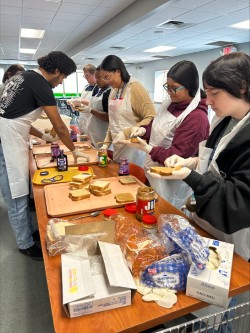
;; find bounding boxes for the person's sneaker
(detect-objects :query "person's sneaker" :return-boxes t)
[19,244,43,261]
[32,230,40,242]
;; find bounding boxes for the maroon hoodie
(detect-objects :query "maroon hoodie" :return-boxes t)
[142,98,210,165]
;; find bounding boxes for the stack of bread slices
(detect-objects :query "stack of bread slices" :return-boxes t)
[89,180,111,196]
[69,174,93,201]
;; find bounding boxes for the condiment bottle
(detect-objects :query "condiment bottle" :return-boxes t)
[51,142,60,159]
[142,215,157,233]
[70,129,78,142]
[98,149,108,167]
[136,186,155,221]
[56,149,68,171]
[119,156,129,176]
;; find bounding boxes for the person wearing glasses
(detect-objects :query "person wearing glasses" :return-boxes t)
[99,55,156,166]
[123,60,209,208]
[67,64,99,135]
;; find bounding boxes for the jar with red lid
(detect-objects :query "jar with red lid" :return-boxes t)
[142,215,157,233]
[103,208,118,220]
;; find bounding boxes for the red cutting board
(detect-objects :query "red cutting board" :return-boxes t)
[44,176,144,217]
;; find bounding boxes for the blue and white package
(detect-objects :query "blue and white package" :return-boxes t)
[158,214,210,272]
[140,253,190,290]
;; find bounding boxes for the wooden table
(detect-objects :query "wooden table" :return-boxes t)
[29,151,250,333]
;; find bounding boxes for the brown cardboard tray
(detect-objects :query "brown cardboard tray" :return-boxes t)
[35,149,98,168]
[32,142,92,155]
[44,176,144,217]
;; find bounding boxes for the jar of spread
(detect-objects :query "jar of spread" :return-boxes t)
[70,129,78,142]
[98,149,108,167]
[51,142,60,159]
[119,156,129,176]
[142,215,157,233]
[136,186,155,221]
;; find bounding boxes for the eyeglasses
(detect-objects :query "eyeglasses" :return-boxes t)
[163,84,185,94]
[41,175,63,184]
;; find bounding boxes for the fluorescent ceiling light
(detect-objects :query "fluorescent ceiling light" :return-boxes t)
[20,48,37,54]
[21,28,45,39]
[230,20,250,30]
[143,45,176,52]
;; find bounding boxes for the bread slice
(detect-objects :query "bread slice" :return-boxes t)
[69,181,85,190]
[150,165,182,176]
[89,180,110,191]
[130,137,139,143]
[119,176,137,185]
[72,173,93,184]
[115,193,135,203]
[90,187,112,197]
[69,188,91,201]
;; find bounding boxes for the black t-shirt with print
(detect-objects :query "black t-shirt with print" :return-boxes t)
[0,70,56,119]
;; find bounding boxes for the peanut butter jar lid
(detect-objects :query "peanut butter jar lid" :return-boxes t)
[103,208,118,217]
[78,165,89,171]
[142,215,157,225]
[125,203,137,214]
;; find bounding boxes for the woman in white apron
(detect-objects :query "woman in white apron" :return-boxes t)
[0,53,88,259]
[124,60,210,209]
[99,55,156,166]
[77,67,111,147]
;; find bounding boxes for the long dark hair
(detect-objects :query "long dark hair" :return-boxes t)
[203,52,250,102]
[100,55,130,82]
[2,64,25,83]
[167,60,206,98]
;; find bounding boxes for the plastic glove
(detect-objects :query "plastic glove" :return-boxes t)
[42,133,59,142]
[100,144,110,150]
[122,137,152,153]
[164,154,198,169]
[147,167,191,180]
[71,149,90,163]
[130,126,146,138]
[79,105,91,113]
[113,131,126,144]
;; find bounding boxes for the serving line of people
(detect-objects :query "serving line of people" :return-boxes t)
[122,60,210,209]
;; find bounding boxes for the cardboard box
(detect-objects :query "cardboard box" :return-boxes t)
[62,241,137,318]
[186,238,234,307]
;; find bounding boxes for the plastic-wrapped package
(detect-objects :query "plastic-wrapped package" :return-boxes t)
[114,214,173,278]
[45,218,107,256]
[158,214,210,272]
[140,253,190,290]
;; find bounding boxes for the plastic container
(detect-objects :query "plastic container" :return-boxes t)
[118,156,129,176]
[51,142,60,158]
[136,186,155,221]
[98,149,108,167]
[142,215,157,233]
[56,150,68,171]
[103,208,118,220]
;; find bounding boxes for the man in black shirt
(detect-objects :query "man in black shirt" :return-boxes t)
[0,51,89,260]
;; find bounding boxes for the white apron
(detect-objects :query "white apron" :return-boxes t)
[0,108,43,199]
[108,78,146,166]
[79,88,95,135]
[145,90,201,209]
[192,112,250,261]
[85,90,109,148]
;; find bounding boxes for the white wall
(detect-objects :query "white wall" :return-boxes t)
[127,42,250,98]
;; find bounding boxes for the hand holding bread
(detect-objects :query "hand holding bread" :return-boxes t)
[130,126,146,138]
[71,149,90,163]
[122,136,153,153]
[164,154,199,169]
[148,166,191,180]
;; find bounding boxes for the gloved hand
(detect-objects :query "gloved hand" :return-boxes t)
[164,154,199,169]
[42,133,59,142]
[130,126,146,138]
[147,167,191,180]
[113,131,126,144]
[122,136,153,153]
[71,149,90,163]
[100,144,110,150]
[79,106,92,113]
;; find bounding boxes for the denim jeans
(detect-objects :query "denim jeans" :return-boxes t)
[0,144,35,249]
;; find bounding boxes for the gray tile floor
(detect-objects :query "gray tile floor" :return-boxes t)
[0,190,249,333]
